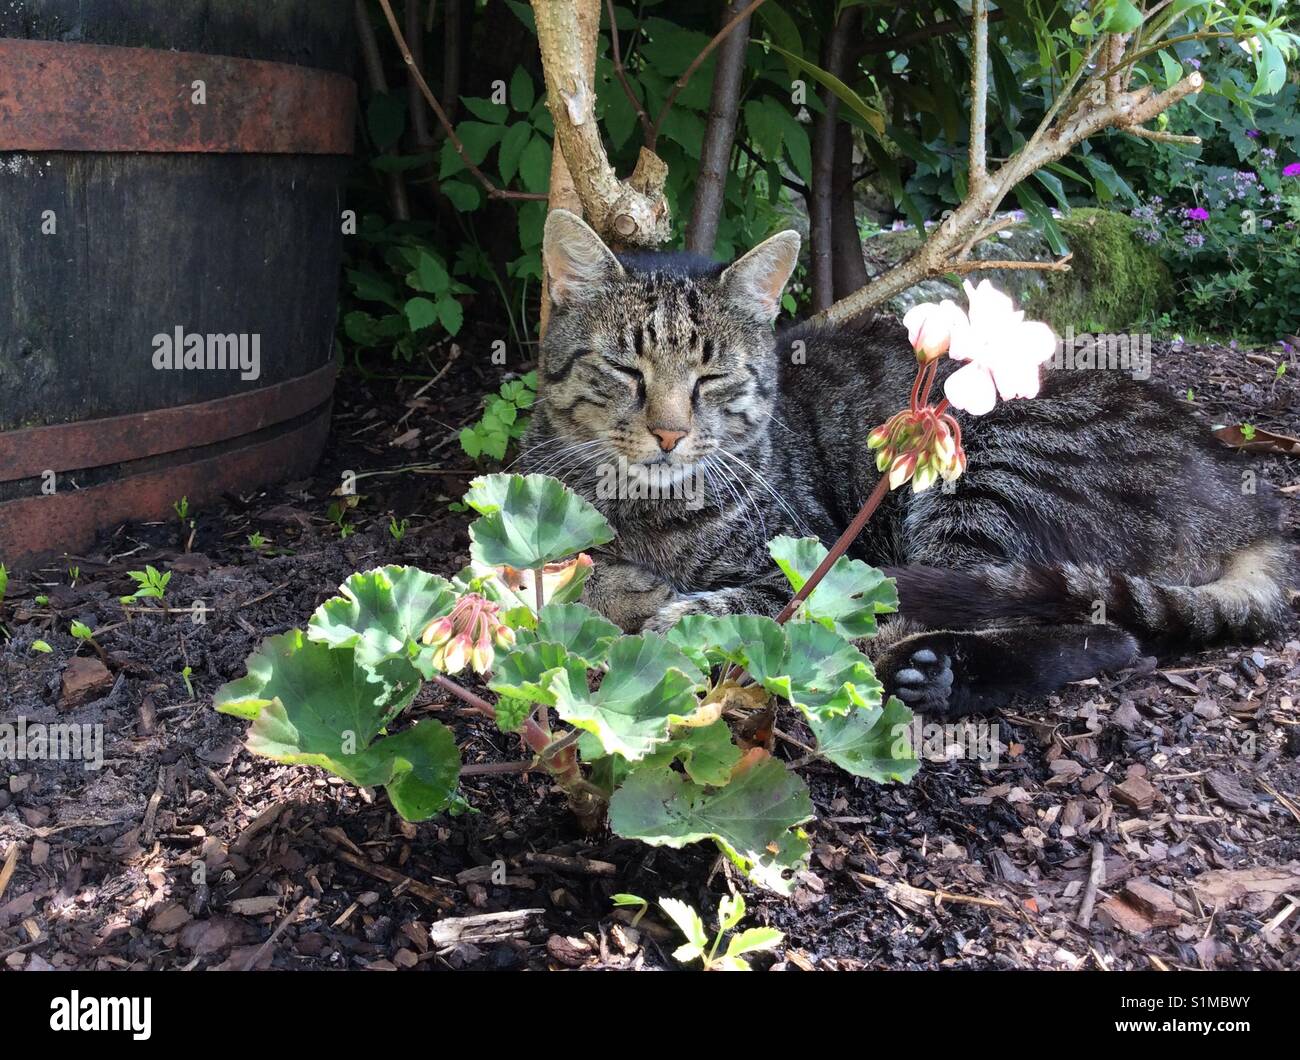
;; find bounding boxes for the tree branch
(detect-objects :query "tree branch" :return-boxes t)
[686,0,756,254]
[814,69,1204,325]
[355,0,410,220]
[376,0,547,202]
[533,0,670,245]
[604,0,654,143]
[646,0,768,152]
[968,0,989,190]
[947,253,1073,274]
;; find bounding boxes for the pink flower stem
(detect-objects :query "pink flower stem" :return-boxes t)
[429,672,593,810]
[772,473,891,625]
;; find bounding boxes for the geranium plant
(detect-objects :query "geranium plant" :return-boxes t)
[216,280,1049,894]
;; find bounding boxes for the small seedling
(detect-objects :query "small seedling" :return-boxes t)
[181,665,194,698]
[247,532,269,552]
[0,563,8,607]
[34,595,49,606]
[68,565,79,587]
[173,496,190,522]
[121,565,171,605]
[388,517,410,542]
[31,639,52,654]
[610,893,649,927]
[70,619,110,663]
[658,894,783,971]
[1241,422,1258,441]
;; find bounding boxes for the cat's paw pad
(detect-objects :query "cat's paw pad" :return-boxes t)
[889,645,955,716]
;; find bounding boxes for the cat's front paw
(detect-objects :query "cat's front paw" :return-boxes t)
[642,596,710,634]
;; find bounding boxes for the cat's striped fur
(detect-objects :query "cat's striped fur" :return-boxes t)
[522,210,1293,717]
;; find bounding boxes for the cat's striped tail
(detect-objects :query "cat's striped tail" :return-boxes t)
[888,539,1294,644]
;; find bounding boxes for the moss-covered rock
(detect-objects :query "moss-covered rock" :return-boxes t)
[860,207,1171,332]
[1024,208,1172,332]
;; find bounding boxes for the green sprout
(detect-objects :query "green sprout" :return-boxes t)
[658,894,783,971]
[181,665,194,698]
[121,565,171,605]
[247,532,269,552]
[67,565,79,587]
[173,496,190,522]
[70,620,93,641]
[31,639,53,654]
[0,563,8,606]
[388,517,410,542]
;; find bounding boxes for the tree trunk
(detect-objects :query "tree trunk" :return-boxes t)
[686,0,752,255]
[808,6,858,311]
[830,122,866,300]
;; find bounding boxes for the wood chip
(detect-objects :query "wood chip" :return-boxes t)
[1113,776,1157,813]
[429,909,545,952]
[1122,878,1181,927]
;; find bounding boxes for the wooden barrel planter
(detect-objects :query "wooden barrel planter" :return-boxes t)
[0,0,356,564]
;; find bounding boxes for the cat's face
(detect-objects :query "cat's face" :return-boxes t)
[536,210,800,483]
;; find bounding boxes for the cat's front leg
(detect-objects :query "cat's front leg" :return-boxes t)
[641,578,791,634]
[581,558,683,632]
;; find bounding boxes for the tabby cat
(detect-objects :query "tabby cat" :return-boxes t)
[520,209,1293,718]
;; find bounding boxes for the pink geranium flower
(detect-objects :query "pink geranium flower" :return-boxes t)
[1185,207,1210,222]
[941,280,1057,415]
[1284,162,1300,178]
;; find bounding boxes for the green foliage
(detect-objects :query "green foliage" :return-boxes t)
[0,563,7,606]
[214,474,917,894]
[657,893,783,970]
[69,620,93,641]
[465,472,615,569]
[460,373,536,462]
[121,566,170,604]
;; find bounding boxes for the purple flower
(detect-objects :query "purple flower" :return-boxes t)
[1245,129,1261,139]
[1285,162,1300,178]
[1185,207,1210,222]
[1188,58,1201,70]
[1184,231,1205,248]
[1262,148,1278,164]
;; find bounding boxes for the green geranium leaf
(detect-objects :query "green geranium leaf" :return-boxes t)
[308,566,457,669]
[465,473,614,569]
[548,633,701,760]
[487,641,587,706]
[751,621,883,722]
[641,718,742,787]
[214,631,458,821]
[768,536,898,638]
[665,613,786,675]
[807,695,919,783]
[494,695,533,734]
[609,754,813,895]
[517,602,619,667]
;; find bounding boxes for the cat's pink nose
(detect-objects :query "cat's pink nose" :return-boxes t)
[651,428,688,452]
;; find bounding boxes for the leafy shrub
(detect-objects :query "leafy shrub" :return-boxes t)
[215,473,917,894]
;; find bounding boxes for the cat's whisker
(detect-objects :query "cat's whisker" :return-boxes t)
[718,449,809,537]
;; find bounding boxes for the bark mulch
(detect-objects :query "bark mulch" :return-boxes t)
[1,331,1297,971]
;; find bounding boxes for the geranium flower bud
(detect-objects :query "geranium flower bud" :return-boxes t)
[420,593,513,675]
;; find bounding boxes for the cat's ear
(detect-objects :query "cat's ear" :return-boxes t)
[543,209,624,306]
[720,230,801,323]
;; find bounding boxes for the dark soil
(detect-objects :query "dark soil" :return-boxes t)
[2,329,1298,972]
